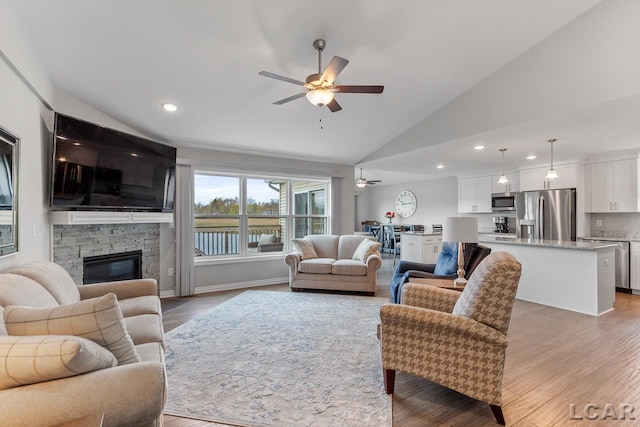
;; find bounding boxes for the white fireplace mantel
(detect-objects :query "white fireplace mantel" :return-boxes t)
[50,211,174,225]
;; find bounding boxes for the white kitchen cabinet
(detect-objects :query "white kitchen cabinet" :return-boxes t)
[519,163,578,191]
[492,173,519,193]
[458,176,492,213]
[588,158,638,212]
[400,234,442,263]
[630,242,640,292]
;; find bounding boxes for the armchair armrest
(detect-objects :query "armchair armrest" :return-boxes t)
[78,278,158,301]
[248,242,259,248]
[379,303,507,347]
[0,361,165,427]
[401,283,461,313]
[365,252,382,271]
[395,260,436,275]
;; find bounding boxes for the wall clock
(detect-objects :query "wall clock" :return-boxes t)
[395,190,417,218]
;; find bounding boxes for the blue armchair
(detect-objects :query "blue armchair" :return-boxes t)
[390,243,491,303]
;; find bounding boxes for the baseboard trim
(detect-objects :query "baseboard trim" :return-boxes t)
[195,277,288,294]
[159,277,288,299]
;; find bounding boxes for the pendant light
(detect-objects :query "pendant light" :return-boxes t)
[545,138,558,180]
[497,148,509,184]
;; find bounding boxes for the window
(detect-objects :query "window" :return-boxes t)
[194,173,329,257]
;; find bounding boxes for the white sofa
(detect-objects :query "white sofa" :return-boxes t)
[0,261,165,427]
[284,234,382,295]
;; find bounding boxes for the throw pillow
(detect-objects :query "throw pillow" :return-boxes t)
[352,239,382,263]
[258,234,276,246]
[291,238,318,260]
[0,335,117,390]
[3,293,140,365]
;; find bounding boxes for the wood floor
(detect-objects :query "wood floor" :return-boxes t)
[162,256,640,426]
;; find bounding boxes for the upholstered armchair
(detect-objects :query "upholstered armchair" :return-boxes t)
[390,243,491,303]
[379,251,522,425]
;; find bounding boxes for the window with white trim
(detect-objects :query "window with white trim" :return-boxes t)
[194,172,329,257]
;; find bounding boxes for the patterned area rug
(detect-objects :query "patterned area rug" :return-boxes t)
[164,290,392,427]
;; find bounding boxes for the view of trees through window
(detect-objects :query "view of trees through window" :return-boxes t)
[194,173,328,257]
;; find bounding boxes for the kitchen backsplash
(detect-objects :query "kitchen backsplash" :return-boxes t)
[590,213,640,239]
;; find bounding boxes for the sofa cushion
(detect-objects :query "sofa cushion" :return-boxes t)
[118,295,162,318]
[0,335,117,390]
[258,234,276,245]
[331,259,367,276]
[304,235,339,259]
[298,258,335,274]
[338,235,372,259]
[351,239,382,263]
[124,314,165,346]
[0,274,59,308]
[3,293,140,365]
[291,238,319,260]
[10,261,80,305]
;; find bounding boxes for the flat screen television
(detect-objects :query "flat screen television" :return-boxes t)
[51,113,176,211]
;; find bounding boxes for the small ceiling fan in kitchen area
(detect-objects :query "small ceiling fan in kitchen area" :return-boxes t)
[355,168,382,188]
[259,39,384,112]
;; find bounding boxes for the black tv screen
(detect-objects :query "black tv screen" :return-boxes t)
[51,113,176,211]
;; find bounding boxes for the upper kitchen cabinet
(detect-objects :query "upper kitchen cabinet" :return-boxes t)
[519,163,578,191]
[458,175,492,213]
[492,172,519,193]
[587,157,639,212]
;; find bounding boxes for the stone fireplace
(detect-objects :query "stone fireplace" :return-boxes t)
[53,223,160,285]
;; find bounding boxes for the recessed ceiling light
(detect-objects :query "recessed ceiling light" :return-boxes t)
[436,164,445,169]
[162,103,177,112]
[474,145,485,150]
[527,155,537,160]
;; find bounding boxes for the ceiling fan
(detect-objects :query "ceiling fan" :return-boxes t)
[356,168,382,188]
[259,39,384,112]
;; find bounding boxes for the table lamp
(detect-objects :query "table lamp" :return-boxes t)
[443,216,479,286]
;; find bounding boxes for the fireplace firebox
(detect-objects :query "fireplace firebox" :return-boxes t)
[83,250,142,284]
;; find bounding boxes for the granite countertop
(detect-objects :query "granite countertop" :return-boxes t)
[479,234,621,250]
[401,232,443,236]
[582,235,640,242]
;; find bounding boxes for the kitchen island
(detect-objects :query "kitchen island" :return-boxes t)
[479,235,619,316]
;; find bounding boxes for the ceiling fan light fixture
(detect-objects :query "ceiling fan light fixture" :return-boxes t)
[306,89,334,106]
[356,178,367,188]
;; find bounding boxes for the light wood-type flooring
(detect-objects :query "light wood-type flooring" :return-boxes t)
[162,255,640,426]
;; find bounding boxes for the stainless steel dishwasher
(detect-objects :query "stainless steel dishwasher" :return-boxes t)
[579,238,630,291]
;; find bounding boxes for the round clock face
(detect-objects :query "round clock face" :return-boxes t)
[395,190,417,218]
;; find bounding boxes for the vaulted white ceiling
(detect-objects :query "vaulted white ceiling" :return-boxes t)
[10,0,639,185]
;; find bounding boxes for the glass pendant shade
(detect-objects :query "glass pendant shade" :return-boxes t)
[355,178,367,188]
[497,148,509,184]
[546,138,558,180]
[306,89,334,106]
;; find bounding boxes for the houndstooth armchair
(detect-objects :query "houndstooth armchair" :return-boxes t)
[379,251,521,425]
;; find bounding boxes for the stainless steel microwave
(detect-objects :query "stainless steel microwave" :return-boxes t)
[491,192,518,212]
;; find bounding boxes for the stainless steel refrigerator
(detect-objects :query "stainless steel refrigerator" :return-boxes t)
[516,188,576,241]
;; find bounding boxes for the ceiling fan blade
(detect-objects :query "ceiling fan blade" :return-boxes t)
[320,56,349,85]
[366,180,382,183]
[335,85,384,94]
[326,98,342,113]
[273,93,307,105]
[259,71,306,86]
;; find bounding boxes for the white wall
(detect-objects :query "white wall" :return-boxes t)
[0,52,50,269]
[365,176,458,232]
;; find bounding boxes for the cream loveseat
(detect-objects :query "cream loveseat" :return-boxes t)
[284,234,382,295]
[0,261,166,427]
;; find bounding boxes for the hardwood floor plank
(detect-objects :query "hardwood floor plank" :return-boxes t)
[161,255,640,426]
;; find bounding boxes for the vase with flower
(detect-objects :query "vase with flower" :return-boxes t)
[385,211,395,224]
